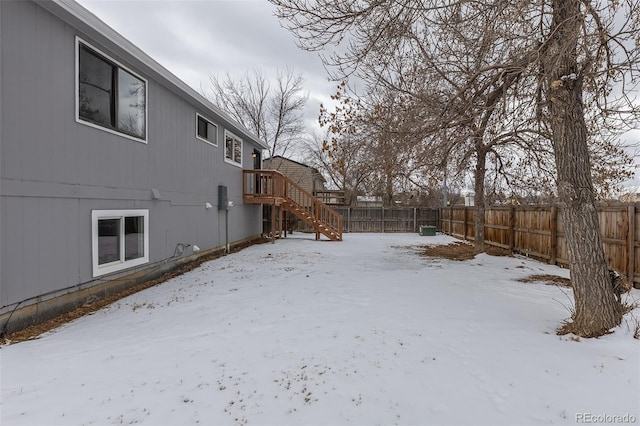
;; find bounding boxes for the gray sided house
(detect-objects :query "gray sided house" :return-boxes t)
[0,0,268,333]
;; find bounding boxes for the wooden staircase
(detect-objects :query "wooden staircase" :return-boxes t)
[243,170,343,241]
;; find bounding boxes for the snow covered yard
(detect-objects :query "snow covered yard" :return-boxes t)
[1,233,638,426]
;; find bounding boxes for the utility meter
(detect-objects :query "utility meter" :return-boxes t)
[218,185,228,211]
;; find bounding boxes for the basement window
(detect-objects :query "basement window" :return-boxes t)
[76,37,147,142]
[92,210,149,277]
[196,113,218,146]
[224,130,243,167]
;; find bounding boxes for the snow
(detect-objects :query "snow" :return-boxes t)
[1,233,639,425]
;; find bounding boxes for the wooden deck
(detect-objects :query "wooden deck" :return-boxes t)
[243,170,343,241]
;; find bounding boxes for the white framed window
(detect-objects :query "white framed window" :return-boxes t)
[76,37,148,143]
[224,130,243,167]
[92,209,149,277]
[196,113,218,146]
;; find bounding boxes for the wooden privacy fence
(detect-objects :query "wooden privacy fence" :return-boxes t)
[441,204,640,287]
[296,207,440,233]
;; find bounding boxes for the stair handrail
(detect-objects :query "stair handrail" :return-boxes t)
[279,173,342,240]
[243,169,343,240]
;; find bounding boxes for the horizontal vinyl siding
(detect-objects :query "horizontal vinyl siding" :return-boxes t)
[0,1,262,309]
[264,158,314,194]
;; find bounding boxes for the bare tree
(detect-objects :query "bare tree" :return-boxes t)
[312,82,376,201]
[204,67,309,158]
[270,0,640,337]
[537,0,637,336]
[303,129,373,205]
[315,82,438,206]
[273,0,544,250]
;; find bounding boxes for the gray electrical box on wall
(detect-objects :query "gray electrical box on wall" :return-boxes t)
[218,185,228,211]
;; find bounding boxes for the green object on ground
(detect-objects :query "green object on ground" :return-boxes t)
[419,225,436,236]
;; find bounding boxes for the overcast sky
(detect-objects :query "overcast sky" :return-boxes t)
[76,0,639,186]
[76,0,336,138]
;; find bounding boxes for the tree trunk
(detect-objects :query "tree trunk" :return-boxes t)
[473,141,487,253]
[542,0,623,337]
[385,173,394,207]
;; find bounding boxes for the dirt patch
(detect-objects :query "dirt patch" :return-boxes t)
[420,241,477,261]
[2,238,266,345]
[3,271,185,345]
[486,246,513,257]
[517,274,571,287]
[419,242,570,285]
[419,241,514,261]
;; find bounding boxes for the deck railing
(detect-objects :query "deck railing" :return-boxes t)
[243,170,343,241]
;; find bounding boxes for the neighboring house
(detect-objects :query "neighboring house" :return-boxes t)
[262,156,326,196]
[0,0,269,333]
[315,190,348,206]
[620,186,640,203]
[355,196,383,208]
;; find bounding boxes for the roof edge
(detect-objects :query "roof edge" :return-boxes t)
[42,0,269,150]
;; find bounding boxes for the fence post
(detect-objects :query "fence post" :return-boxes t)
[509,206,515,251]
[550,206,558,265]
[627,204,636,285]
[413,207,417,233]
[382,206,385,233]
[463,207,468,240]
[446,207,449,234]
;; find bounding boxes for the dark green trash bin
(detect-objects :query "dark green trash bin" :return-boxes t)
[419,225,436,236]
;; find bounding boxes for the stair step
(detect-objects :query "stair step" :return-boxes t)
[282,193,342,242]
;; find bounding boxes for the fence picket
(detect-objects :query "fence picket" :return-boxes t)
[441,204,640,288]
